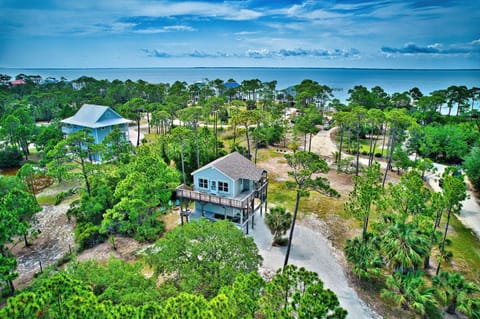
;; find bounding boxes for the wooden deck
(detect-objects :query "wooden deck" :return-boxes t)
[176,184,254,209]
[177,179,268,234]
[176,179,268,209]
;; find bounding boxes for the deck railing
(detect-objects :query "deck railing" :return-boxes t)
[175,185,251,209]
[176,180,267,210]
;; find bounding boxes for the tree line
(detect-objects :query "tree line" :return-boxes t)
[1,73,479,318]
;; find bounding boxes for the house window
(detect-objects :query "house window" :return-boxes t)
[218,181,229,193]
[199,178,208,189]
[211,181,216,190]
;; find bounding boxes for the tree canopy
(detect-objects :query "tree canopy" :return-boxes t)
[147,219,262,299]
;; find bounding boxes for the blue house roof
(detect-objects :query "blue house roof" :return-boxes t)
[61,104,131,128]
[224,82,240,89]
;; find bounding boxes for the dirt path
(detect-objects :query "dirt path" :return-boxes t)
[11,204,75,289]
[129,125,144,145]
[310,126,339,158]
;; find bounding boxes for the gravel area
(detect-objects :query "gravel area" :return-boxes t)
[11,204,75,288]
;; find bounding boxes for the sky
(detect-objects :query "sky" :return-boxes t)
[0,0,479,69]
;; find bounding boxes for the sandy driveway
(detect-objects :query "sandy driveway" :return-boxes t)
[426,163,480,240]
[250,213,380,319]
[309,126,339,158]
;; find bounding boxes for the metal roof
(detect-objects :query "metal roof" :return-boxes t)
[61,104,131,128]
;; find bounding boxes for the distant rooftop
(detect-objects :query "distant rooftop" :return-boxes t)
[10,79,25,85]
[224,82,240,89]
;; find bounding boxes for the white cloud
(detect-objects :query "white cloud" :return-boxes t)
[234,31,258,36]
[245,48,272,58]
[135,25,197,34]
[136,1,262,21]
[164,25,196,32]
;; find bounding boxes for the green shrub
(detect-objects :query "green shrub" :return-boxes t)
[273,237,289,246]
[75,222,107,251]
[0,147,22,168]
[54,188,75,205]
[134,220,164,242]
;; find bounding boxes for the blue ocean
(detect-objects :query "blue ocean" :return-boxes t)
[1,67,479,104]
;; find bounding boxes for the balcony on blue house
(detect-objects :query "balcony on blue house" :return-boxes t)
[176,152,268,233]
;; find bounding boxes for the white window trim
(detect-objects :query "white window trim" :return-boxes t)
[218,181,229,193]
[199,178,209,189]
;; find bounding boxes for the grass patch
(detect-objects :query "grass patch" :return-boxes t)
[256,148,280,163]
[335,135,387,157]
[36,195,57,205]
[448,215,480,284]
[268,180,296,211]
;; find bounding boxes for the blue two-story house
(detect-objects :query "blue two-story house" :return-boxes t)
[176,152,268,233]
[61,104,131,161]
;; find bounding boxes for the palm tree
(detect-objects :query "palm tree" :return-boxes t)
[381,271,439,318]
[381,222,429,274]
[344,235,382,279]
[433,271,480,317]
[265,206,292,245]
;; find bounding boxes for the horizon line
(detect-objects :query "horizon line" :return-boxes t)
[1,66,479,72]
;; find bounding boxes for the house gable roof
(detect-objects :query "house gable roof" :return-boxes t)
[61,104,131,128]
[192,152,265,181]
